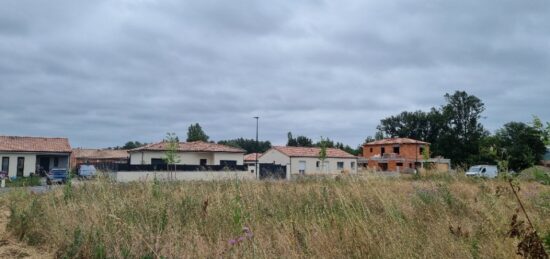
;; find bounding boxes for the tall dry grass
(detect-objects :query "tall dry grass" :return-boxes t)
[2,173,550,258]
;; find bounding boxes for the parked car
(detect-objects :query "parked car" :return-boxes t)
[78,165,97,179]
[46,168,68,185]
[465,165,498,178]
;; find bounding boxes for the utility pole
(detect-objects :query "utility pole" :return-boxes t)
[254,116,259,180]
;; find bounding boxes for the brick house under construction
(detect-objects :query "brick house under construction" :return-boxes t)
[362,138,450,172]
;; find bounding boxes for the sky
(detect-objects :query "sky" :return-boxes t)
[1,0,549,148]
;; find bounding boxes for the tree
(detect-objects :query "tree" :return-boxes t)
[122,141,145,150]
[438,91,488,167]
[532,115,550,145]
[494,122,546,172]
[163,132,181,177]
[217,138,272,153]
[286,132,313,147]
[187,123,209,142]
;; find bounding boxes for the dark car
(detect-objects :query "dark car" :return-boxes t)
[46,168,68,185]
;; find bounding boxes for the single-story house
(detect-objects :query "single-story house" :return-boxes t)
[71,148,129,170]
[128,141,245,166]
[259,146,358,176]
[0,136,72,177]
[244,153,262,173]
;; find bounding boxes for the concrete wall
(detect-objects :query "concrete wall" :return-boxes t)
[0,153,36,177]
[114,170,254,182]
[129,151,244,165]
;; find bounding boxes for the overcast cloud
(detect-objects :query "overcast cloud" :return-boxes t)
[1,0,549,148]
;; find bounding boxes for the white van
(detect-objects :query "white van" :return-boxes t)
[78,165,97,179]
[465,165,498,178]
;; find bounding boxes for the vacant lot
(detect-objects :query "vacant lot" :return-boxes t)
[1,173,549,258]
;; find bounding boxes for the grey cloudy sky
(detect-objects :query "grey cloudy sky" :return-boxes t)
[1,0,549,148]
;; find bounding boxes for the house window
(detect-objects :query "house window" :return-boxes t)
[1,157,9,172]
[316,161,320,168]
[298,161,306,174]
[393,146,400,154]
[370,148,373,153]
[381,147,385,155]
[54,157,59,167]
[200,159,207,166]
[151,159,166,165]
[337,162,344,170]
[419,146,424,155]
[351,162,356,169]
[396,162,403,166]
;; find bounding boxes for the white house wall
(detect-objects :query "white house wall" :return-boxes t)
[289,157,357,175]
[129,151,243,165]
[213,153,244,165]
[0,153,36,177]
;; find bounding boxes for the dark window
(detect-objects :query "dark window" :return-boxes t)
[393,146,400,154]
[381,147,385,155]
[54,157,59,167]
[220,160,237,167]
[151,159,166,166]
[419,146,424,155]
[17,157,24,177]
[397,162,403,166]
[316,161,320,168]
[370,148,373,152]
[200,159,207,166]
[1,157,9,172]
[337,162,344,169]
[409,163,412,168]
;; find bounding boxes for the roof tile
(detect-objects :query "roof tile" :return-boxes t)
[129,141,245,153]
[0,136,71,153]
[273,146,356,158]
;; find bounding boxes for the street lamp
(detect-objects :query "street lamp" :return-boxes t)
[253,116,259,179]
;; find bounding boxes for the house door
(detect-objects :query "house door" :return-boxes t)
[298,161,306,175]
[40,157,50,171]
[16,157,25,177]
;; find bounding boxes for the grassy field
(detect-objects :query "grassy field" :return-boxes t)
[2,172,549,258]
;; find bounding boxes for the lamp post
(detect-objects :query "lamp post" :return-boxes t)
[254,116,259,179]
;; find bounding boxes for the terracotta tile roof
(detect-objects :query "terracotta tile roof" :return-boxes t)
[244,153,263,162]
[364,138,430,146]
[273,146,356,159]
[72,149,129,159]
[129,141,245,153]
[0,136,71,153]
